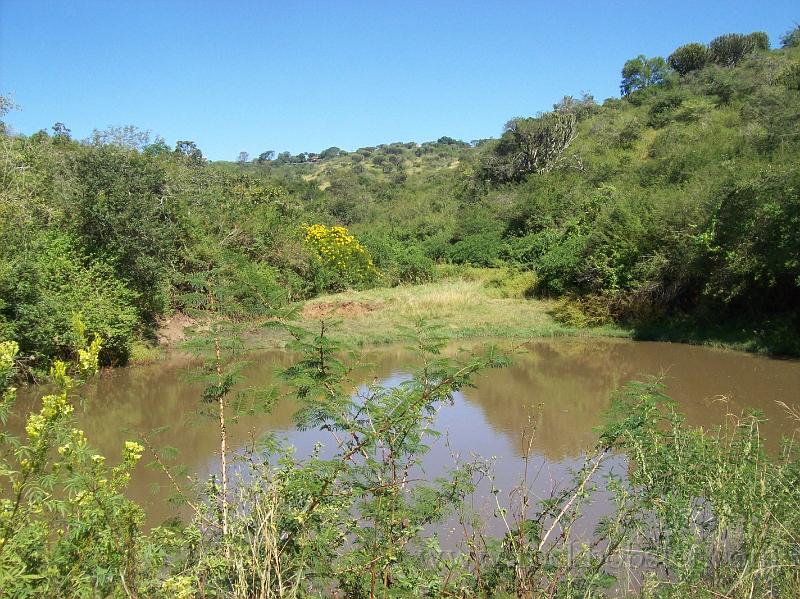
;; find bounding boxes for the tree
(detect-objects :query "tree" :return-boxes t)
[553,92,598,121]
[668,43,709,76]
[51,122,71,141]
[89,125,151,150]
[236,151,249,164]
[73,146,185,318]
[436,136,467,146]
[620,55,669,96]
[781,24,800,48]
[0,95,17,134]
[174,140,204,165]
[256,150,275,163]
[747,31,770,51]
[319,146,342,159]
[142,136,171,158]
[482,111,577,183]
[273,151,291,165]
[708,32,767,67]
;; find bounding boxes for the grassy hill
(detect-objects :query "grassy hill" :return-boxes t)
[2,26,799,367]
[218,28,800,354]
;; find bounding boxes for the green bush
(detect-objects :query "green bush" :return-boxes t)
[647,90,687,127]
[447,232,506,266]
[359,231,435,285]
[73,145,187,318]
[668,42,709,75]
[709,32,763,66]
[389,246,435,284]
[0,234,138,364]
[614,117,644,148]
[702,167,800,310]
[533,234,587,296]
[503,230,559,266]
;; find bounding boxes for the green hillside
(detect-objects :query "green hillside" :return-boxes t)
[224,27,800,353]
[2,26,799,366]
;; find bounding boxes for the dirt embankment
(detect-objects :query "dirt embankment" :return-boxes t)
[302,300,382,319]
[155,313,196,346]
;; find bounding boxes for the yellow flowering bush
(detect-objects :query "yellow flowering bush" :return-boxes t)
[303,224,378,291]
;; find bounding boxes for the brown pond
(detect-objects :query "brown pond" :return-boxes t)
[15,338,800,536]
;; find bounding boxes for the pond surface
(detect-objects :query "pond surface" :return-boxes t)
[20,338,800,531]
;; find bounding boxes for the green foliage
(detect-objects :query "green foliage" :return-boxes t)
[0,333,149,598]
[777,61,800,90]
[646,89,688,127]
[359,230,436,285]
[668,42,709,75]
[72,144,186,318]
[173,140,204,165]
[553,92,600,121]
[708,32,767,66]
[603,380,800,597]
[781,24,800,48]
[702,166,800,309]
[748,30,771,51]
[620,55,670,95]
[480,112,578,183]
[0,234,138,364]
[447,232,506,267]
[534,234,588,296]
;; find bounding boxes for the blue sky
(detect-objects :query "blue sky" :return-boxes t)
[1,1,797,160]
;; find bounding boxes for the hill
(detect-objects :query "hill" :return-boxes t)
[1,25,799,367]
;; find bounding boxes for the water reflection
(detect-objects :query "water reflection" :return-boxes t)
[15,339,800,527]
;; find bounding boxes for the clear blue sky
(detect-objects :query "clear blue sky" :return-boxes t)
[1,1,797,160]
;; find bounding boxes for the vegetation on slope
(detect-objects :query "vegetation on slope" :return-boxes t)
[228,25,800,354]
[2,22,800,595]
[2,23,800,373]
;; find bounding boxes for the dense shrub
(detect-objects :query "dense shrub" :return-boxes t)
[708,32,766,66]
[533,234,587,296]
[447,232,506,266]
[503,230,559,267]
[647,91,687,127]
[614,117,644,148]
[0,234,138,364]
[73,146,187,319]
[702,167,800,309]
[303,224,379,292]
[668,42,709,75]
[359,231,435,285]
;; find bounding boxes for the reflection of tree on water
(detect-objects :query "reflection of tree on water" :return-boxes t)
[15,339,800,527]
[459,340,632,460]
[460,338,800,459]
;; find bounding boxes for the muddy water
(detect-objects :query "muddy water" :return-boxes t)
[17,339,800,530]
